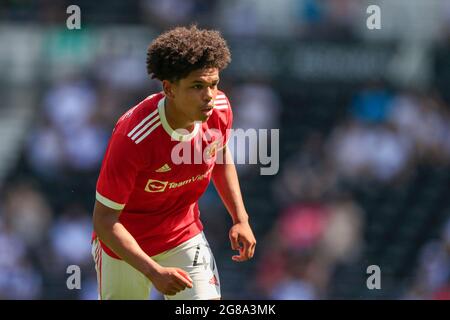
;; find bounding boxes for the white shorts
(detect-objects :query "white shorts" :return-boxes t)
[92,232,221,300]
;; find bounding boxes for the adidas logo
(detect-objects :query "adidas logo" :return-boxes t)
[155,163,171,173]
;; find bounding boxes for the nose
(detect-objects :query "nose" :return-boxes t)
[204,87,214,101]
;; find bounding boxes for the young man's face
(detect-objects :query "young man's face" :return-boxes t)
[166,68,220,124]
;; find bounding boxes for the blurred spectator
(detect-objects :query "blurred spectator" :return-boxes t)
[254,202,328,299]
[63,119,109,172]
[319,196,364,265]
[295,0,327,27]
[0,218,42,299]
[43,77,97,137]
[141,0,198,28]
[293,0,360,39]
[26,76,110,176]
[218,0,266,37]
[26,120,65,179]
[404,217,450,300]
[2,181,52,248]
[270,250,323,300]
[273,132,337,206]
[255,195,364,299]
[326,119,414,183]
[228,81,282,175]
[388,91,450,164]
[95,53,150,91]
[49,204,93,268]
[349,83,393,124]
[278,204,329,251]
[230,81,282,133]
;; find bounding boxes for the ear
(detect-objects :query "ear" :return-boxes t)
[162,80,175,99]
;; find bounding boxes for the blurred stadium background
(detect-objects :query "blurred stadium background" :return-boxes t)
[0,0,449,300]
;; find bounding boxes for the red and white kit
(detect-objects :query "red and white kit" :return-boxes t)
[92,91,232,299]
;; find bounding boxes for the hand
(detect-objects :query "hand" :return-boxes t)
[229,221,257,262]
[149,266,193,296]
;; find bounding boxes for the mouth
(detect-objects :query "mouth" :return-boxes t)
[200,105,214,116]
[201,104,214,111]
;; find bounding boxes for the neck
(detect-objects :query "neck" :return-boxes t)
[164,98,195,132]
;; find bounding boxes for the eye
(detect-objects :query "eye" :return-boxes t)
[193,84,203,89]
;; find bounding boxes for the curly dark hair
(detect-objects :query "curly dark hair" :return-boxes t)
[146,25,231,82]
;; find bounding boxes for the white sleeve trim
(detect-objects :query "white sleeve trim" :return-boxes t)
[96,191,125,210]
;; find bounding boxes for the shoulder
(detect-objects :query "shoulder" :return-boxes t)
[113,92,164,145]
[212,90,233,126]
[214,90,231,111]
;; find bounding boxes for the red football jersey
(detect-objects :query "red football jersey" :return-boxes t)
[94,91,233,258]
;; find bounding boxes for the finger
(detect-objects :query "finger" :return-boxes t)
[232,254,246,262]
[174,275,192,289]
[229,231,240,250]
[175,268,193,283]
[248,244,254,259]
[249,242,256,259]
[174,270,193,288]
[242,240,251,259]
[170,283,184,293]
[232,248,247,262]
[246,240,255,259]
[176,269,193,287]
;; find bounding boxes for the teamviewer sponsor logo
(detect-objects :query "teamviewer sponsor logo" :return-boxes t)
[145,179,168,192]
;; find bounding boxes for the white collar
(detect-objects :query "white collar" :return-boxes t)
[157,96,200,142]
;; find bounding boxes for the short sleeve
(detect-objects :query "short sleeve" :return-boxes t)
[96,132,143,210]
[216,94,233,151]
[224,100,233,147]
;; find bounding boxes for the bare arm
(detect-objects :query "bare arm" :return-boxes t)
[212,145,256,261]
[93,200,192,295]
